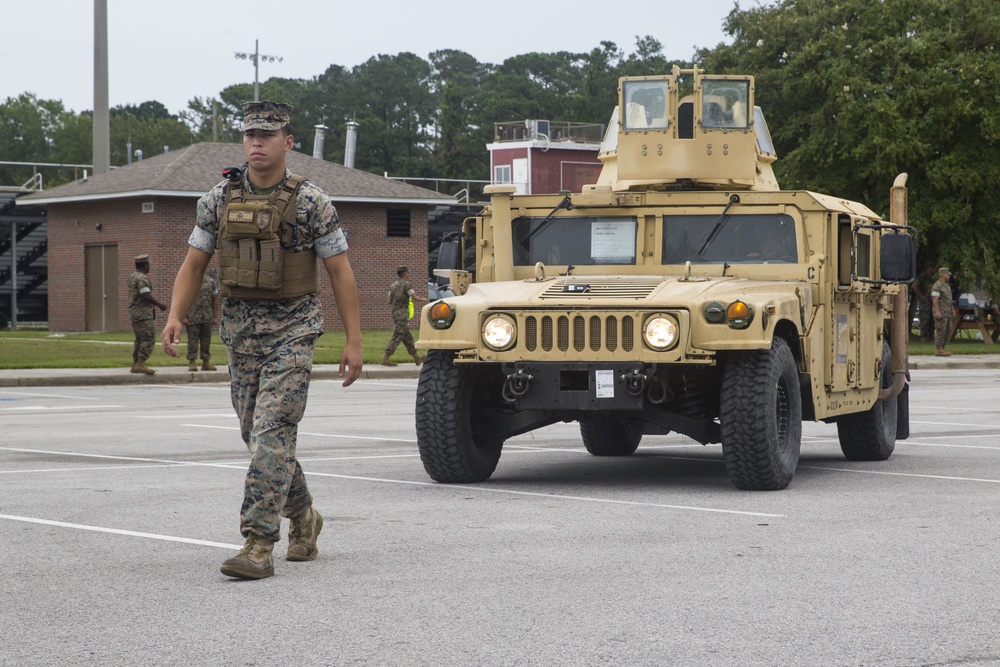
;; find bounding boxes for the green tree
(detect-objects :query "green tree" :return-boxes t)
[429,49,493,187]
[702,0,1000,296]
[0,94,90,187]
[298,65,354,164]
[182,96,242,143]
[348,53,436,176]
[109,103,193,165]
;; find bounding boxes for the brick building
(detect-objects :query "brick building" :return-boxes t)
[18,143,454,332]
[489,120,604,195]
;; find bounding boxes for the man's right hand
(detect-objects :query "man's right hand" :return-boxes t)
[161,318,185,358]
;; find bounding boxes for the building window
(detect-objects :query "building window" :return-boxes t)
[387,208,411,238]
[494,164,511,184]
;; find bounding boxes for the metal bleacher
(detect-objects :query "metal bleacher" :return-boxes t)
[0,192,48,327]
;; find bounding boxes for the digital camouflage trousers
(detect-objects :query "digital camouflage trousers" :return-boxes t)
[228,335,316,542]
[186,322,213,361]
[131,319,155,362]
[384,314,417,356]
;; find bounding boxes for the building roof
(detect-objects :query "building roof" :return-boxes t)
[17,143,456,206]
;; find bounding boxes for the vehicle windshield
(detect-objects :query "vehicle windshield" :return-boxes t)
[701,79,751,130]
[512,216,638,266]
[662,214,797,264]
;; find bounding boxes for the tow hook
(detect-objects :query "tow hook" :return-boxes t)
[621,368,648,396]
[503,368,533,403]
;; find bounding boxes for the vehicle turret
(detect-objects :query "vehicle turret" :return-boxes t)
[593,66,779,192]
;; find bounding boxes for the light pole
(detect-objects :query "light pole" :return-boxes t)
[234,39,283,102]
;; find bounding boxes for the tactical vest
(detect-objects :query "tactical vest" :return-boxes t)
[216,174,319,301]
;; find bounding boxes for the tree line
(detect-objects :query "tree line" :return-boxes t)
[1,0,998,294]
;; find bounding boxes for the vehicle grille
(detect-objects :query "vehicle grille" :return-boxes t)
[523,313,637,353]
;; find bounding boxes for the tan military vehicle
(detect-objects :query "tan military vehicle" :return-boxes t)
[416,66,916,490]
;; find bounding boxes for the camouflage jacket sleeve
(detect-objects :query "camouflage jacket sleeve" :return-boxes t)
[188,180,228,254]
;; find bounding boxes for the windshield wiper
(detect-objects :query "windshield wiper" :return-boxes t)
[697,194,741,256]
[519,195,574,248]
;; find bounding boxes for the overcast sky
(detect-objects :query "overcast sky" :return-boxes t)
[2,0,751,117]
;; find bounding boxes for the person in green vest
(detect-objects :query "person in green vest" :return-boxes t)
[380,266,425,366]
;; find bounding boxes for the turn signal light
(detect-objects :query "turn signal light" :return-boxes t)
[429,301,455,329]
[727,301,753,329]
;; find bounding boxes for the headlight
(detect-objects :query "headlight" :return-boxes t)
[482,314,516,351]
[643,315,678,351]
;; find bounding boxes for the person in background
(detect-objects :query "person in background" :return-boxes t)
[911,262,936,341]
[380,266,425,366]
[161,100,362,580]
[127,254,167,375]
[931,267,958,357]
[185,268,219,371]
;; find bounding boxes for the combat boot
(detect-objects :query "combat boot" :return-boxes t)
[412,353,424,366]
[287,507,324,562]
[135,360,156,375]
[202,359,217,371]
[130,361,142,373]
[188,360,198,372]
[380,354,397,367]
[220,534,275,579]
[935,346,952,357]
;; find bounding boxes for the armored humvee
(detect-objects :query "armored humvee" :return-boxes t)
[415,66,916,490]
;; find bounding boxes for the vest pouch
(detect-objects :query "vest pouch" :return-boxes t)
[257,239,283,290]
[222,202,282,241]
[236,239,259,287]
[218,240,240,287]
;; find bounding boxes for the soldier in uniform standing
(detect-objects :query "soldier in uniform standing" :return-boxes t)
[127,254,166,374]
[185,269,219,371]
[910,262,936,341]
[380,266,425,366]
[161,101,362,580]
[931,267,957,356]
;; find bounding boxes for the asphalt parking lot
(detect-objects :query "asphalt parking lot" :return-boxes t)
[2,368,1000,666]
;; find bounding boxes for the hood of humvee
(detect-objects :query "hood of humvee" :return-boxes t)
[462,274,798,308]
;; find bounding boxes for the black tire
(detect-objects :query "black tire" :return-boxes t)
[837,341,897,460]
[415,350,504,483]
[720,337,802,490]
[579,415,642,456]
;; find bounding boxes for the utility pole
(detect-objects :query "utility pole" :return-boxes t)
[234,39,283,102]
[92,0,110,174]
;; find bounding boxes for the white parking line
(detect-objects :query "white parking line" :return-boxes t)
[302,470,785,518]
[0,390,103,400]
[179,423,419,444]
[899,439,1000,450]
[0,405,124,412]
[1,446,781,518]
[799,466,1000,484]
[0,514,242,550]
[0,447,243,470]
[910,419,1000,429]
[0,464,189,475]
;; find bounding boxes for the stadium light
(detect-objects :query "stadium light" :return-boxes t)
[234,39,284,102]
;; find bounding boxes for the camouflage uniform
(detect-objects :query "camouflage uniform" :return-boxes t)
[186,274,218,363]
[384,278,418,356]
[931,277,954,347]
[188,167,348,543]
[127,271,156,362]
[915,270,936,339]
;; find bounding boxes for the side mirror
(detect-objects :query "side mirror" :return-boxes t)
[880,232,916,284]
